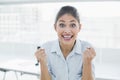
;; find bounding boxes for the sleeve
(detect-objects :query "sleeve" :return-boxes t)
[81,40,96,79]
[92,60,95,80]
[47,57,57,80]
[41,44,57,80]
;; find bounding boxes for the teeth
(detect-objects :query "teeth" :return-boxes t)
[63,36,71,38]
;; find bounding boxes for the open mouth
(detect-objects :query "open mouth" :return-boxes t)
[62,35,73,41]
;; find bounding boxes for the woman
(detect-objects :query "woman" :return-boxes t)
[35,5,96,80]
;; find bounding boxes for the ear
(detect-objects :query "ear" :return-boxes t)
[54,24,57,31]
[78,23,82,32]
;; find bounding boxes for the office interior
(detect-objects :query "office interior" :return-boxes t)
[0,0,120,80]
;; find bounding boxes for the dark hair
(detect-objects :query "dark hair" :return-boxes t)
[55,6,80,24]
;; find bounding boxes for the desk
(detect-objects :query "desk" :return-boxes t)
[1,60,119,80]
[95,64,120,80]
[0,67,10,80]
[0,59,40,80]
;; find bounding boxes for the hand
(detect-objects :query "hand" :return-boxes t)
[83,47,96,64]
[35,48,47,64]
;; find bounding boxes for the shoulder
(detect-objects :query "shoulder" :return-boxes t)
[80,40,92,48]
[41,39,58,51]
[77,39,93,51]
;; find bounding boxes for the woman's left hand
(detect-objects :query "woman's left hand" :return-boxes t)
[83,47,96,64]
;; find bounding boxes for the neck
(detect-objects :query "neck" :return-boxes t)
[60,41,76,58]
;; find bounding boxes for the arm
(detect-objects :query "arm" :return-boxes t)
[82,48,96,80]
[35,49,52,80]
[82,61,94,80]
[40,60,52,80]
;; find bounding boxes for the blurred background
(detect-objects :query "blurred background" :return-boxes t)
[0,0,120,80]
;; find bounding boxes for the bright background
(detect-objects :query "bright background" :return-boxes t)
[0,1,120,80]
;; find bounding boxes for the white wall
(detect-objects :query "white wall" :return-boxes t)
[0,2,120,80]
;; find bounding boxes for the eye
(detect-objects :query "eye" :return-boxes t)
[59,23,65,28]
[70,23,76,28]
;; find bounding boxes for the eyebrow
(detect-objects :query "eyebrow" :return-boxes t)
[59,20,76,23]
[59,20,65,22]
[70,20,76,22]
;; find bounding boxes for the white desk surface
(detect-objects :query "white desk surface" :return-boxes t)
[95,64,120,80]
[0,59,40,76]
[0,59,120,80]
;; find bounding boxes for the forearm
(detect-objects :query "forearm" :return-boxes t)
[81,62,94,80]
[40,62,52,80]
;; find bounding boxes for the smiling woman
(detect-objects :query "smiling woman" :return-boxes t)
[35,5,96,80]
[0,1,120,80]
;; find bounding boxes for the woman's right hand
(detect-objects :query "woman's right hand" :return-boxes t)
[35,48,47,64]
[35,49,51,80]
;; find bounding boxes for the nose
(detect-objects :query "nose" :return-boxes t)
[64,27,71,33]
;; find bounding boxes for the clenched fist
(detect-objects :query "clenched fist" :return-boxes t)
[35,48,47,64]
[83,47,96,64]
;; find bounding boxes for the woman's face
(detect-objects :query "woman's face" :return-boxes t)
[55,14,81,46]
